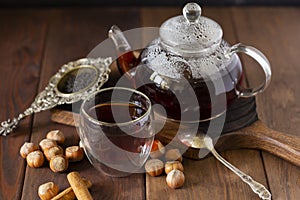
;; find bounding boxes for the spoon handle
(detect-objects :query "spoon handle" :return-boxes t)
[204,137,272,200]
[0,88,61,136]
[0,115,24,136]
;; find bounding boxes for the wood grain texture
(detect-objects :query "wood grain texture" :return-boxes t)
[52,108,300,169]
[0,9,47,200]
[153,119,300,168]
[1,6,300,200]
[51,109,79,127]
[20,7,144,200]
[215,120,300,168]
[141,7,268,200]
[146,150,268,200]
[232,7,300,199]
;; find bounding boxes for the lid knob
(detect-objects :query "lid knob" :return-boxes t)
[183,2,202,24]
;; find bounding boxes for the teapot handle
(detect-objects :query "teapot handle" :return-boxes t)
[227,43,272,98]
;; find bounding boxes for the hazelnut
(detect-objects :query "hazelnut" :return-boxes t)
[44,145,64,161]
[165,161,184,174]
[49,155,69,173]
[166,169,185,189]
[38,181,59,200]
[145,159,164,177]
[19,142,39,158]
[65,146,84,162]
[165,149,183,162]
[150,139,165,159]
[26,150,44,168]
[46,130,65,145]
[39,139,57,152]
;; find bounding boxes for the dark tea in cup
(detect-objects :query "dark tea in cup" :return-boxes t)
[79,87,154,177]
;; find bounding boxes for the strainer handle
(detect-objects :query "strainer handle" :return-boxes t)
[227,43,271,98]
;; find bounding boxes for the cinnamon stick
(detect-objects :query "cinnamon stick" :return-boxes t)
[67,172,93,200]
[51,179,92,200]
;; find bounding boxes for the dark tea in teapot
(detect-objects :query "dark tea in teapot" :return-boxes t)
[117,49,243,122]
[109,2,270,123]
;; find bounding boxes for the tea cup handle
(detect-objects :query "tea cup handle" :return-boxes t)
[227,43,271,98]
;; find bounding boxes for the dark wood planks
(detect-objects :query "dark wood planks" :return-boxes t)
[232,7,300,199]
[1,6,300,200]
[146,150,268,200]
[20,7,144,199]
[141,7,268,200]
[0,9,47,200]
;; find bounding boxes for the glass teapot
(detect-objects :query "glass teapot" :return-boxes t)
[109,2,271,122]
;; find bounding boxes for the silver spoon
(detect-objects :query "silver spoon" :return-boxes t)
[185,135,271,200]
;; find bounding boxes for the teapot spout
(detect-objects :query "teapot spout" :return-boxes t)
[108,25,140,77]
[109,25,132,53]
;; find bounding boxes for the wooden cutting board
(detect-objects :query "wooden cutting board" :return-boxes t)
[50,60,300,167]
[50,97,300,168]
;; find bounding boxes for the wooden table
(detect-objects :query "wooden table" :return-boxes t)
[0,6,300,200]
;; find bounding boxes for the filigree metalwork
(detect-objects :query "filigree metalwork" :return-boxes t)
[0,57,112,136]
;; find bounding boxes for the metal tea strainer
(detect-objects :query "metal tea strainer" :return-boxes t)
[0,57,112,136]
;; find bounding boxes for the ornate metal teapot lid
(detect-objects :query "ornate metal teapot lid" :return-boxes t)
[159,2,223,55]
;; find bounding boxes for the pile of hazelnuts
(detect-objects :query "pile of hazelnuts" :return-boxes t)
[19,130,84,173]
[145,139,185,189]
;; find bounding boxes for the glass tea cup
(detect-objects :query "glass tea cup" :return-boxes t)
[79,87,154,177]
